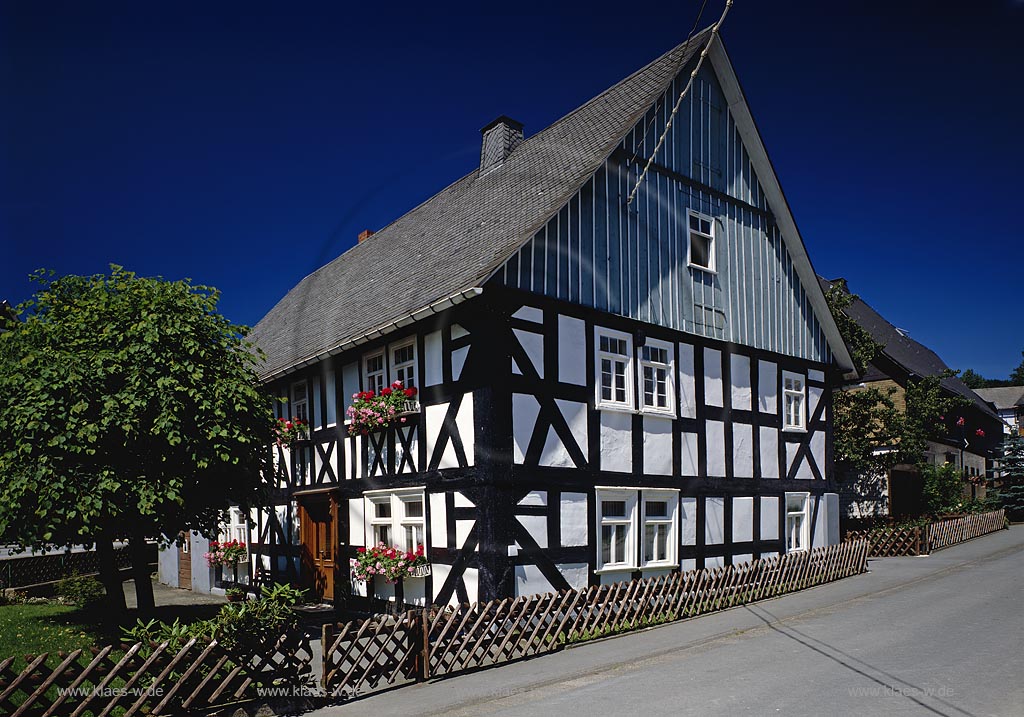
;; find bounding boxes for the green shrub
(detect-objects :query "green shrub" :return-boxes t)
[55,575,106,607]
[123,582,306,654]
[0,589,28,606]
[920,463,963,516]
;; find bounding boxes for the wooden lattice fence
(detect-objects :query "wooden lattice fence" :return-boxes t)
[0,629,314,717]
[0,548,137,591]
[927,510,1005,551]
[322,539,870,697]
[846,509,1006,557]
[845,526,925,557]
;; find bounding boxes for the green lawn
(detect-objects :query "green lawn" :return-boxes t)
[0,604,108,660]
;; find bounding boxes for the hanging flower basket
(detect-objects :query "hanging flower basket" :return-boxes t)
[276,417,309,445]
[346,381,419,436]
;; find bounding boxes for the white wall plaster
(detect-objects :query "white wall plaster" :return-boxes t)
[643,416,673,475]
[558,315,587,386]
[704,348,723,407]
[733,423,753,478]
[730,354,751,410]
[758,360,777,413]
[679,343,697,418]
[732,496,754,543]
[600,411,632,473]
[706,420,726,477]
[705,496,725,545]
[560,493,588,547]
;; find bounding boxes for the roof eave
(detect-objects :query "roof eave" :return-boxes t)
[257,287,484,384]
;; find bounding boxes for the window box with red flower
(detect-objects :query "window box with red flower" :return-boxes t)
[346,381,420,436]
[276,416,309,444]
[351,543,430,583]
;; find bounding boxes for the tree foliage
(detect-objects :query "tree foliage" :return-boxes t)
[956,351,1024,388]
[0,267,274,609]
[920,462,964,515]
[991,433,1024,521]
[825,281,970,480]
[1011,351,1024,385]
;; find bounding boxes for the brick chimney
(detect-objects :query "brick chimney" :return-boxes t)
[480,116,524,173]
[357,229,375,244]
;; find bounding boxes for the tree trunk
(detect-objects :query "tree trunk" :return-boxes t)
[95,535,127,616]
[129,532,155,615]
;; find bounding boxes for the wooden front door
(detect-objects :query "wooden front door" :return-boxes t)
[299,495,337,600]
[178,538,192,590]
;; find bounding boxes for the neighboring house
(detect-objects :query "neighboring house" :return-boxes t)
[973,386,1024,436]
[162,29,855,606]
[820,279,1003,520]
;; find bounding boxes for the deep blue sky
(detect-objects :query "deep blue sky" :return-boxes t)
[3,1,1022,378]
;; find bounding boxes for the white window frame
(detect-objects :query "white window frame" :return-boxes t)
[595,327,634,412]
[785,492,810,554]
[640,489,679,568]
[364,350,386,396]
[596,488,638,571]
[219,508,249,562]
[391,340,417,389]
[638,339,675,416]
[782,371,806,431]
[687,211,716,273]
[363,488,426,553]
[290,380,309,424]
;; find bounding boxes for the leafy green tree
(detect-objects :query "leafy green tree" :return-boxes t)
[920,462,964,515]
[1011,351,1024,385]
[825,281,970,486]
[0,267,273,614]
[959,369,990,389]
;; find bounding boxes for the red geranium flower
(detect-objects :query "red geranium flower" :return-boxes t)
[357,547,366,553]
[404,387,417,398]
[975,428,985,437]
[381,387,392,396]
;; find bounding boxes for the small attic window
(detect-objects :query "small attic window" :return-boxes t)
[688,212,715,272]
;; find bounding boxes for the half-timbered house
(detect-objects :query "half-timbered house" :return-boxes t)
[163,28,856,606]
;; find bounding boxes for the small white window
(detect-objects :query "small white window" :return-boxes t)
[291,380,309,424]
[219,509,249,562]
[595,328,633,410]
[364,489,426,553]
[641,490,678,567]
[392,341,416,389]
[639,340,674,414]
[687,212,715,272]
[596,489,637,570]
[365,351,385,395]
[785,492,810,553]
[783,371,805,430]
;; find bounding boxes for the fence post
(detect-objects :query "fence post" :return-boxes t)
[321,623,334,690]
[418,608,430,681]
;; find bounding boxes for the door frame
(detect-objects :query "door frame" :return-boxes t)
[297,490,339,601]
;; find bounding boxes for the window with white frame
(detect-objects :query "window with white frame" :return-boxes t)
[597,490,636,570]
[392,341,417,389]
[687,212,715,272]
[220,508,249,561]
[639,340,673,413]
[290,380,309,423]
[596,488,678,571]
[783,371,806,430]
[642,490,677,567]
[785,492,810,553]
[365,489,426,552]
[596,329,633,410]
[365,351,385,395]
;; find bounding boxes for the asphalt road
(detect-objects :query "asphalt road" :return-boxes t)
[313,527,1024,717]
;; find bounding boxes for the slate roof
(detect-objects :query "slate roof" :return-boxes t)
[974,386,1024,410]
[819,278,1000,421]
[249,30,711,380]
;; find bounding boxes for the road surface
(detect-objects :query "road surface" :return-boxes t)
[312,527,1024,717]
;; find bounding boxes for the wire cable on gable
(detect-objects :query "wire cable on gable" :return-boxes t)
[627,0,710,167]
[625,0,734,206]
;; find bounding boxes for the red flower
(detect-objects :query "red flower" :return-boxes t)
[357,547,366,553]
[956,416,965,427]
[406,551,415,561]
[392,380,403,389]
[976,428,985,437]
[415,545,424,557]
[404,387,417,398]
[381,387,392,397]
